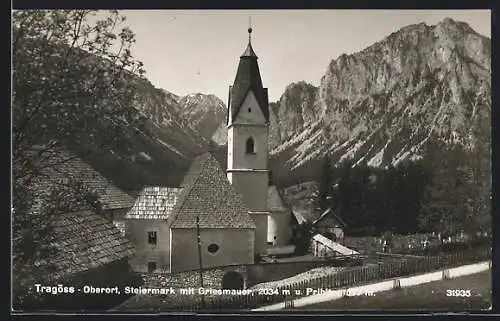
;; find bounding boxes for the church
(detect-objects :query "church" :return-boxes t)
[125,26,292,273]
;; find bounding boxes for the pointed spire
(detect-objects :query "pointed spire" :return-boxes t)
[228,22,269,124]
[241,18,257,58]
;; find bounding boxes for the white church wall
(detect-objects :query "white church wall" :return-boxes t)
[170,228,255,273]
[227,91,268,170]
[126,220,171,272]
[249,213,269,256]
[227,171,268,211]
[227,126,268,170]
[267,210,292,246]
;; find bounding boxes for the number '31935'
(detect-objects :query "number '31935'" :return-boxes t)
[446,289,471,297]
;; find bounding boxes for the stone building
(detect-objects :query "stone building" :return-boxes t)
[125,153,256,273]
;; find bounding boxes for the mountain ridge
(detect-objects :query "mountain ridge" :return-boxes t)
[265,17,490,187]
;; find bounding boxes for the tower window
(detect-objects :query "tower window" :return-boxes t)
[245,137,255,154]
[248,107,251,113]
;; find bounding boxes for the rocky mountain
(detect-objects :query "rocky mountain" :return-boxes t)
[73,77,229,192]
[177,93,227,139]
[76,78,219,191]
[268,18,491,187]
[72,18,491,195]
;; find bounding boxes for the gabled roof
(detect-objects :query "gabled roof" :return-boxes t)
[27,147,134,211]
[169,153,256,229]
[41,210,134,280]
[126,186,182,220]
[227,38,269,124]
[268,186,289,212]
[312,207,347,228]
[312,233,359,256]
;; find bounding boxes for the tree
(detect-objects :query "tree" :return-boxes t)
[292,221,315,255]
[418,141,474,235]
[13,10,145,183]
[12,10,144,307]
[312,155,334,216]
[13,175,102,307]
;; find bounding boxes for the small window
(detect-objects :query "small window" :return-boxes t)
[147,262,157,273]
[148,231,157,245]
[248,107,251,113]
[245,137,255,154]
[208,243,220,254]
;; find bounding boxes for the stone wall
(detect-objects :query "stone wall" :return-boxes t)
[144,265,249,290]
[142,259,347,290]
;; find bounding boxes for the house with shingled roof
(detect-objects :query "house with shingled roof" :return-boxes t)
[26,146,135,235]
[19,210,139,311]
[125,186,182,272]
[125,152,255,273]
[312,207,348,243]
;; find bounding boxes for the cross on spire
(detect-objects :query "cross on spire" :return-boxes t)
[248,16,253,43]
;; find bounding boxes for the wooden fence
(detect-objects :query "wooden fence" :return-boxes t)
[172,246,491,311]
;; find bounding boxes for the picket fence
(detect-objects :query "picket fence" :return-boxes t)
[152,247,491,311]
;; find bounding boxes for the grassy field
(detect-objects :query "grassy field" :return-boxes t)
[292,271,492,312]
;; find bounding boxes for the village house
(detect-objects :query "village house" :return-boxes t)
[27,146,135,235]
[311,233,359,258]
[312,207,348,244]
[19,210,138,311]
[125,152,256,273]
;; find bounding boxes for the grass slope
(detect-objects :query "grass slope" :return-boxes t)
[292,270,491,312]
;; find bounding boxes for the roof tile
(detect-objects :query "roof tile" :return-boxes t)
[27,148,134,210]
[126,186,182,220]
[170,153,255,229]
[39,210,134,280]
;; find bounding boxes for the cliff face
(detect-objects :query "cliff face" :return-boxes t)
[268,18,491,187]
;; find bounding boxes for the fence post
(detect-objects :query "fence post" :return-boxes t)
[393,278,401,290]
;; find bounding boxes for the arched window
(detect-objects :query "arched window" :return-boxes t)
[245,137,255,154]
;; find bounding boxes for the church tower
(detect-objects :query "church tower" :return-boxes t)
[227,25,270,256]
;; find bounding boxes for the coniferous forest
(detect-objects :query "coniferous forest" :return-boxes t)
[312,138,491,237]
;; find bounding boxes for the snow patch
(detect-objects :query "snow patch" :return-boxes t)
[367,140,391,167]
[392,150,412,166]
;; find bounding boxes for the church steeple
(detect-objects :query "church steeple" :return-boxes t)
[228,24,269,124]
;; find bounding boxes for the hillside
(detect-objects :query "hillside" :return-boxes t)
[71,78,224,192]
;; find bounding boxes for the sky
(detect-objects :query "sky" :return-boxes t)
[105,10,491,104]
